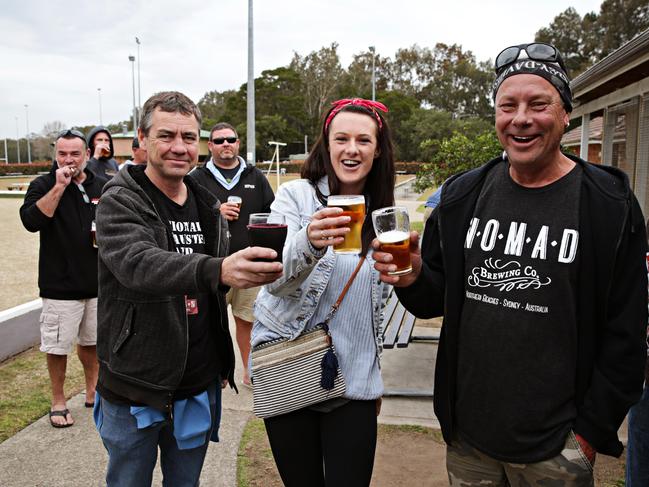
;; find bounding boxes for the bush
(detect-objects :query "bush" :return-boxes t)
[414,131,501,192]
[0,163,52,176]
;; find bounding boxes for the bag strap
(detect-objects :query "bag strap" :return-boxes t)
[323,256,365,323]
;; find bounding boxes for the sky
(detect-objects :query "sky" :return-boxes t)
[0,0,604,140]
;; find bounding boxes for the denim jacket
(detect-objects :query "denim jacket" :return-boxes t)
[252,177,385,353]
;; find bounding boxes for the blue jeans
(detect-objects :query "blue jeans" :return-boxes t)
[627,385,649,487]
[97,385,220,487]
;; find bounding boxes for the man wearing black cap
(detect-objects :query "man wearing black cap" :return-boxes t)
[373,42,648,485]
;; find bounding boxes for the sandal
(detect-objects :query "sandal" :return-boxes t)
[49,409,73,428]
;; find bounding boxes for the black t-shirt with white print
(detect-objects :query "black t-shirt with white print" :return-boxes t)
[142,174,220,400]
[455,161,582,463]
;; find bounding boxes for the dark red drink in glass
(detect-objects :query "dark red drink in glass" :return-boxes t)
[247,213,287,262]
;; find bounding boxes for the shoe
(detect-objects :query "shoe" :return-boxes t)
[49,409,73,428]
[84,402,95,408]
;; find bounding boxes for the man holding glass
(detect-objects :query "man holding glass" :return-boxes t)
[374,43,648,485]
[95,93,282,486]
[20,129,107,428]
[189,122,274,387]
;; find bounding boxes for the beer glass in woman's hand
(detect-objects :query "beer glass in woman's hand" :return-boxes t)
[327,195,365,254]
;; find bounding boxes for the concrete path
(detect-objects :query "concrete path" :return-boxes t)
[0,306,438,486]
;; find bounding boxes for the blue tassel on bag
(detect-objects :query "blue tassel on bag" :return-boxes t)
[320,347,338,390]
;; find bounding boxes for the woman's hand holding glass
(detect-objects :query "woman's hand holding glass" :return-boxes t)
[307,207,351,250]
[372,230,423,286]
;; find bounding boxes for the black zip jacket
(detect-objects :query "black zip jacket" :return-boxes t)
[189,160,274,254]
[96,165,236,412]
[19,166,106,299]
[396,154,648,457]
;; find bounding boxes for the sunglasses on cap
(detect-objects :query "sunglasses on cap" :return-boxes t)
[495,43,567,74]
[211,136,238,145]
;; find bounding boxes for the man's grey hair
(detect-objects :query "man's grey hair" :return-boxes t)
[139,91,202,136]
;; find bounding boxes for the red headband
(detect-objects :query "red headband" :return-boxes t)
[324,98,389,132]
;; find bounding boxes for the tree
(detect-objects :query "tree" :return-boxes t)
[422,43,493,119]
[198,89,241,130]
[376,90,420,161]
[41,121,66,137]
[290,43,344,136]
[598,0,649,57]
[338,50,391,99]
[535,8,594,76]
[386,45,435,100]
[535,0,649,76]
[415,130,501,191]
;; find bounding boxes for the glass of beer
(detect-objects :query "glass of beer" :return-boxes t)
[247,213,287,263]
[227,196,242,220]
[372,206,412,275]
[327,195,365,254]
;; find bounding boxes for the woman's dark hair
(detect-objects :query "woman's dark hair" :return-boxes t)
[301,103,396,255]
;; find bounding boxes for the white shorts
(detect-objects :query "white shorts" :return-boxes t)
[226,286,260,323]
[39,298,98,355]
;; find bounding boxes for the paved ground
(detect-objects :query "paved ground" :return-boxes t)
[0,306,439,486]
[0,179,441,486]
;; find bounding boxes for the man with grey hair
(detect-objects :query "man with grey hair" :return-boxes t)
[95,91,283,485]
[20,129,107,428]
[374,42,648,486]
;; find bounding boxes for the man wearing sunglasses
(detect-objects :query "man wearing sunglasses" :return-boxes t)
[19,129,108,428]
[374,42,647,486]
[189,122,274,387]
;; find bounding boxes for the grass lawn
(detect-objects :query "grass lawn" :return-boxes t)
[0,347,85,443]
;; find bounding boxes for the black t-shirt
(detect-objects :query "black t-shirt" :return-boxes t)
[455,161,582,463]
[216,163,240,183]
[141,176,221,399]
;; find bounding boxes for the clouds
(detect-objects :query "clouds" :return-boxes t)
[0,0,602,139]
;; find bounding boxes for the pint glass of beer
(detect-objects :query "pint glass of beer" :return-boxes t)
[227,195,242,208]
[327,195,365,254]
[227,196,242,220]
[247,213,287,263]
[371,206,412,275]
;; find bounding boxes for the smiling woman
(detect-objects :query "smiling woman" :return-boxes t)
[250,98,397,486]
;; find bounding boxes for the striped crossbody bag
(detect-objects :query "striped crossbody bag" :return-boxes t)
[251,256,364,419]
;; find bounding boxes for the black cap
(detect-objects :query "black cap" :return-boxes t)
[492,60,572,112]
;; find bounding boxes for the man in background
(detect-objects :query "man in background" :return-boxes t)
[119,136,148,169]
[20,129,106,428]
[87,126,119,178]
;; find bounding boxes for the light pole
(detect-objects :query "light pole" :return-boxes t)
[2,138,7,164]
[98,88,103,125]
[129,55,137,132]
[369,46,376,101]
[135,37,142,117]
[24,105,31,163]
[15,116,21,163]
[247,0,256,165]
